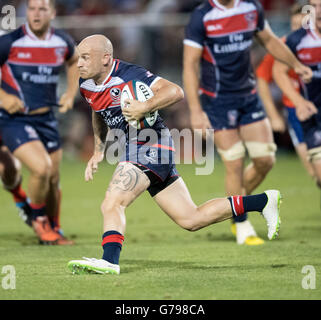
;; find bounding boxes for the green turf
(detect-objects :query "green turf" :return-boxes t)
[0,153,320,300]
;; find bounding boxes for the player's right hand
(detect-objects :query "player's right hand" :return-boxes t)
[190,110,212,138]
[1,93,24,114]
[85,152,105,181]
[295,98,318,121]
[270,116,286,133]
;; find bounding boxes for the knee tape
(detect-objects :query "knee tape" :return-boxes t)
[307,146,321,163]
[244,141,277,159]
[217,141,246,161]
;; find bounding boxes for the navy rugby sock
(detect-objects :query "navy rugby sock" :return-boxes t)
[102,231,124,265]
[228,193,268,217]
[29,202,46,220]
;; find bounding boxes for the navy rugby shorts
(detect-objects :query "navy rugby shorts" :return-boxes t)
[119,128,180,197]
[0,110,61,154]
[201,93,266,131]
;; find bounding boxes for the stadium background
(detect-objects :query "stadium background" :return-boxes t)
[0,0,306,160]
[1,0,320,301]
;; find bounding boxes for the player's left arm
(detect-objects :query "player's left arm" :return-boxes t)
[255,22,312,83]
[59,51,79,113]
[122,78,184,121]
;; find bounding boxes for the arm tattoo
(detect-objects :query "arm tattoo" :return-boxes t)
[92,111,108,153]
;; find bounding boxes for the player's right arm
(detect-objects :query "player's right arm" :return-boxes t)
[85,111,108,181]
[183,6,211,134]
[272,60,317,122]
[256,55,285,132]
[183,45,211,132]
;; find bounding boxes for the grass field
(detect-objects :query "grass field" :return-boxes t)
[0,153,320,300]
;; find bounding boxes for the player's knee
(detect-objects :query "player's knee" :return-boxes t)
[177,216,200,232]
[100,194,124,217]
[217,141,246,162]
[32,159,52,180]
[252,156,275,175]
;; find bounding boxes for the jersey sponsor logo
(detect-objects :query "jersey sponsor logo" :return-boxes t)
[213,39,253,53]
[17,52,32,59]
[207,24,223,32]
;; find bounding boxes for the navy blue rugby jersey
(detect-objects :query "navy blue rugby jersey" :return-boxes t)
[79,59,167,134]
[0,23,75,113]
[286,27,321,108]
[184,0,265,97]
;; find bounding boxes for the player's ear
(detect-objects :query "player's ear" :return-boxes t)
[103,53,112,67]
[50,8,56,20]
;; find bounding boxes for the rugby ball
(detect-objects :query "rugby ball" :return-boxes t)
[120,80,158,129]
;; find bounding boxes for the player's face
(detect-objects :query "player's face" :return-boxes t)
[77,45,104,80]
[291,14,304,31]
[310,0,321,30]
[27,0,56,36]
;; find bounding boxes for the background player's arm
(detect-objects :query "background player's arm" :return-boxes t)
[182,44,212,133]
[122,78,184,121]
[85,110,108,181]
[59,52,79,113]
[272,60,317,121]
[257,77,286,132]
[256,22,312,83]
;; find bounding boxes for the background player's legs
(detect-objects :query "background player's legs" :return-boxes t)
[311,160,321,188]
[214,129,262,244]
[13,141,51,206]
[0,146,22,191]
[13,141,60,243]
[240,119,275,195]
[100,162,150,264]
[0,146,29,216]
[295,143,315,178]
[46,148,63,230]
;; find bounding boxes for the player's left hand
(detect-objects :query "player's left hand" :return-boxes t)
[294,63,313,84]
[59,93,75,113]
[122,99,149,121]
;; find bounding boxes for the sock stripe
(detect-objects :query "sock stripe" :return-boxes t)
[231,195,244,216]
[102,234,124,247]
[29,202,46,210]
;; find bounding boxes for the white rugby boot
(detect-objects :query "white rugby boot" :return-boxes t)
[262,190,282,240]
[68,257,120,275]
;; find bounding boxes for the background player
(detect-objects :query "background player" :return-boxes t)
[0,0,78,244]
[183,0,312,245]
[273,0,321,189]
[256,3,315,178]
[0,140,31,225]
[67,35,281,275]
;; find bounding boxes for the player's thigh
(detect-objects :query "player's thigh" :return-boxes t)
[13,140,52,176]
[104,162,151,208]
[153,177,198,227]
[239,118,274,143]
[214,128,242,150]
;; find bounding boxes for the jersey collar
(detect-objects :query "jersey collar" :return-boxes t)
[24,22,53,41]
[93,59,116,88]
[209,0,241,10]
